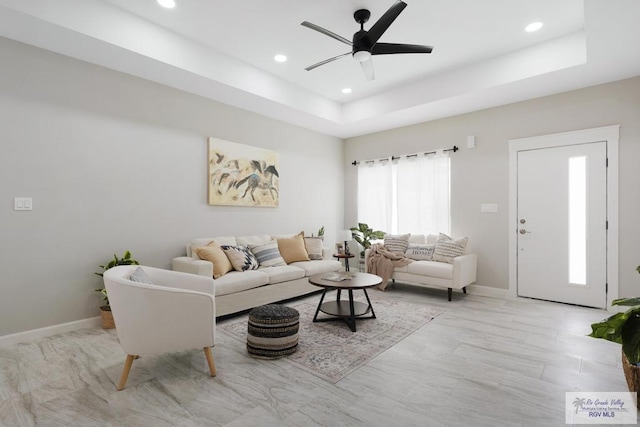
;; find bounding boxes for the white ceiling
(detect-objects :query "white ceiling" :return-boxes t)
[0,0,639,138]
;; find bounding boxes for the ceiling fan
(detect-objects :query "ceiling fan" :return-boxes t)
[301,0,433,81]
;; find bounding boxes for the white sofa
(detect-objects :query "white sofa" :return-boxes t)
[172,233,342,317]
[366,234,477,301]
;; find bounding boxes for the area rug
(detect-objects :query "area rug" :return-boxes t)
[219,292,444,383]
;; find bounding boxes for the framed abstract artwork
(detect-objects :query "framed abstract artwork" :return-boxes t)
[208,137,279,207]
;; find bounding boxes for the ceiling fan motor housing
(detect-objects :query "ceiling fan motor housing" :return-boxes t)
[353,30,373,60]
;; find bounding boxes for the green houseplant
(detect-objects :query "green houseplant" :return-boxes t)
[350,223,385,257]
[589,265,640,399]
[94,250,139,328]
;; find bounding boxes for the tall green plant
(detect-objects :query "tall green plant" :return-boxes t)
[589,266,640,365]
[350,223,385,256]
[94,251,139,308]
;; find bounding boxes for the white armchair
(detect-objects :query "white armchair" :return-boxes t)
[103,265,217,390]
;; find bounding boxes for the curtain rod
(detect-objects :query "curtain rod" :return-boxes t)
[351,145,458,166]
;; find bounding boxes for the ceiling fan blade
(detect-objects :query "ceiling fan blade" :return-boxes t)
[305,52,352,71]
[372,43,433,55]
[367,0,407,44]
[301,21,352,46]
[360,58,375,81]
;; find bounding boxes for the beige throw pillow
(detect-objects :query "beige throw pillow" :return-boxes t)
[277,232,310,264]
[304,237,324,260]
[432,233,468,264]
[193,244,233,279]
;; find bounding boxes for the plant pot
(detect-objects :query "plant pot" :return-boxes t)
[621,350,640,407]
[100,306,115,329]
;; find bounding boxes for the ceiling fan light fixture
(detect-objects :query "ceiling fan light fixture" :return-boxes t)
[525,21,543,32]
[353,50,371,63]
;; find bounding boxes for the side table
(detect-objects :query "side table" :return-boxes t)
[333,252,355,271]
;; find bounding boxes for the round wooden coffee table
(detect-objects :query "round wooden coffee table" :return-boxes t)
[308,272,382,332]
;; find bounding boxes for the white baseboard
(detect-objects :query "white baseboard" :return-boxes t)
[0,316,102,347]
[466,284,513,299]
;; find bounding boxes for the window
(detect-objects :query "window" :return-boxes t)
[357,152,451,234]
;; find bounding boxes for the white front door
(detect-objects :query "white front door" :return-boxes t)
[517,142,607,308]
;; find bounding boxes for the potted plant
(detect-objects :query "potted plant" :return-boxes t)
[350,223,385,258]
[589,265,640,403]
[95,250,139,329]
[316,226,325,240]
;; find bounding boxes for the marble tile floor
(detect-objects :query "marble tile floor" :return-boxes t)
[0,284,632,427]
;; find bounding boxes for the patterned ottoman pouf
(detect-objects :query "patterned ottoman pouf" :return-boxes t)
[247,304,299,358]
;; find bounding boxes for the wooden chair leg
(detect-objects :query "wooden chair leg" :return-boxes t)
[117,354,136,391]
[204,347,217,377]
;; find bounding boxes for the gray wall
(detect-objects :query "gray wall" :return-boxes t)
[345,76,640,297]
[0,38,344,336]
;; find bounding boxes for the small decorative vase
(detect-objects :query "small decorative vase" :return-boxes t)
[621,350,640,407]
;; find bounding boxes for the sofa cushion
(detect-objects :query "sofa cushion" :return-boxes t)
[426,234,439,244]
[290,259,341,276]
[237,234,272,247]
[406,260,453,279]
[433,233,468,264]
[221,245,260,271]
[213,270,269,296]
[384,233,411,255]
[193,244,234,278]
[408,234,426,244]
[405,243,435,261]
[304,237,324,260]
[249,241,286,268]
[259,265,306,284]
[277,232,310,264]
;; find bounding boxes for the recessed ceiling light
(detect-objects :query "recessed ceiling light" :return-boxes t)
[157,0,176,9]
[525,22,543,32]
[274,54,287,63]
[342,88,352,94]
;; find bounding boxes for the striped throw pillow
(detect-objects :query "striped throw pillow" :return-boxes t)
[249,241,286,268]
[432,234,468,264]
[384,233,411,255]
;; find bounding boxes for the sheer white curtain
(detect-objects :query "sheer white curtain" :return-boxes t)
[357,159,393,233]
[357,152,450,235]
[396,153,450,234]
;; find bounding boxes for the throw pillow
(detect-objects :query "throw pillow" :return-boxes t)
[194,244,234,278]
[220,245,260,272]
[384,233,411,255]
[277,231,310,264]
[405,243,436,261]
[433,233,468,264]
[304,237,324,260]
[249,241,286,268]
[128,266,152,284]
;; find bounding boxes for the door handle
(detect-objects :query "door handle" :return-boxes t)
[519,229,531,234]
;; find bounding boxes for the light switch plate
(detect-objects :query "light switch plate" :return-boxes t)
[14,197,33,211]
[481,203,498,213]
[467,135,476,149]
